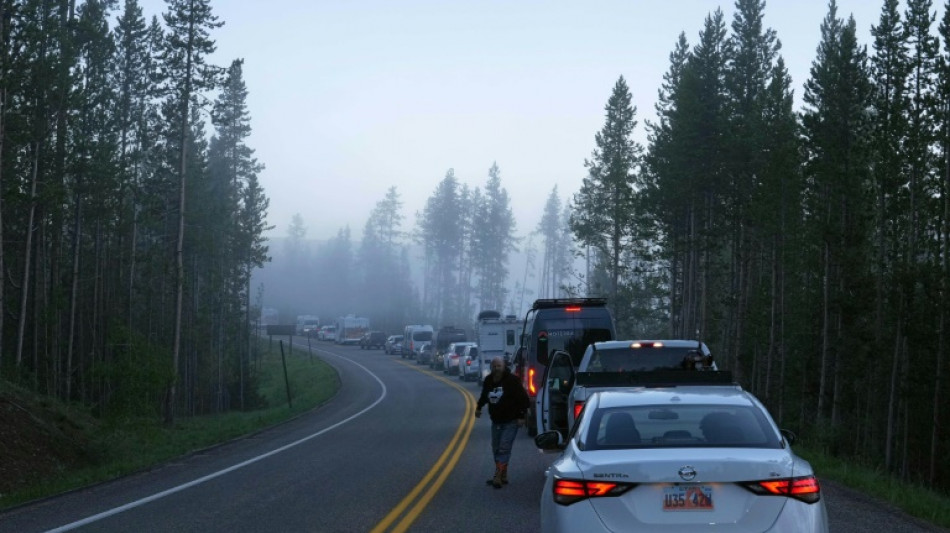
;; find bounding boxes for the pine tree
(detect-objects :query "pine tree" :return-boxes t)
[571,76,643,328]
[473,162,516,313]
[418,169,462,324]
[801,1,873,428]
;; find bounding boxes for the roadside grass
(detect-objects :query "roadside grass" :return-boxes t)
[799,446,950,529]
[0,340,337,510]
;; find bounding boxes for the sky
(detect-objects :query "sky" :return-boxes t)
[135,0,941,242]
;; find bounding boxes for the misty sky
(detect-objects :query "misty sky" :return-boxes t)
[136,0,936,242]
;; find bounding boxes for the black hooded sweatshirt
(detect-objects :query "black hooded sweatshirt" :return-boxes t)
[477,369,529,423]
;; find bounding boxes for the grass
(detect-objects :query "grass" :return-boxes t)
[798,446,950,529]
[0,342,338,510]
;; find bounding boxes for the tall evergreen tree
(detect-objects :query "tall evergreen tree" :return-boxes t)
[571,76,643,329]
[160,0,222,422]
[473,162,516,313]
[801,2,873,429]
[418,170,462,324]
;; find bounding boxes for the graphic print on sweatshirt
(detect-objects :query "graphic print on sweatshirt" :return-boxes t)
[488,386,504,404]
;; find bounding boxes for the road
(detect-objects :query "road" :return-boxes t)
[0,341,945,532]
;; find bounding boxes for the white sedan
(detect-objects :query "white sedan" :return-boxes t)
[534,383,828,532]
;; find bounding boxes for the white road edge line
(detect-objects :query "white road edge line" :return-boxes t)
[46,350,386,533]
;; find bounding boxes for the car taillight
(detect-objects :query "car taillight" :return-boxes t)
[573,401,584,420]
[631,341,664,349]
[553,478,635,505]
[466,359,472,366]
[564,306,581,312]
[527,367,537,396]
[741,475,821,504]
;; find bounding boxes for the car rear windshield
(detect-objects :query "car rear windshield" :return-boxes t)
[582,404,780,450]
[588,346,704,372]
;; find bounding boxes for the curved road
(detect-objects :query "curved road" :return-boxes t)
[0,341,944,532]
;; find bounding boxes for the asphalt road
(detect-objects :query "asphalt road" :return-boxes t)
[0,341,945,533]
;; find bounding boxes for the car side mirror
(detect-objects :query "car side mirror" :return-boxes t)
[780,429,797,446]
[534,430,564,451]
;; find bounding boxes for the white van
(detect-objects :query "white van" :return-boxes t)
[403,325,434,360]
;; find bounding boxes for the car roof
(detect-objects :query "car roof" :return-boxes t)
[593,339,708,350]
[591,386,754,409]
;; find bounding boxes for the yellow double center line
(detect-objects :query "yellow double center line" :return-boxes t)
[370,362,477,533]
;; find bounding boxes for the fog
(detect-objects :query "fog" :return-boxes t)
[130,0,931,331]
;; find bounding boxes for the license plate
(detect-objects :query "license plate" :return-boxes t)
[662,485,714,511]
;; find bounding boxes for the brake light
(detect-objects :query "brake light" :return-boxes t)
[527,367,537,396]
[631,341,663,349]
[573,401,584,420]
[553,478,635,505]
[742,475,821,504]
[564,306,581,312]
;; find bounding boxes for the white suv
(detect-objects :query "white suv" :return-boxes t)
[443,342,476,375]
[459,345,481,382]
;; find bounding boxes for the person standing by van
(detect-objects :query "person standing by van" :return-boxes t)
[475,356,529,488]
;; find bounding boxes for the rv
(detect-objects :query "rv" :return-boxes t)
[295,315,320,336]
[473,311,521,382]
[336,315,370,345]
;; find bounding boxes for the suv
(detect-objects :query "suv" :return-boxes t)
[459,345,481,382]
[443,342,476,375]
[433,326,468,369]
[416,342,434,365]
[385,335,404,355]
[359,330,387,350]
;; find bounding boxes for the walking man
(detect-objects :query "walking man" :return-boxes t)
[475,356,529,488]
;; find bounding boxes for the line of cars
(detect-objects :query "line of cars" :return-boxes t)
[333,297,829,531]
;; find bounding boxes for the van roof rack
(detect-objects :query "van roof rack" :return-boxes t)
[531,298,608,309]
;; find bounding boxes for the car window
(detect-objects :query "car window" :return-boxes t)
[584,404,779,450]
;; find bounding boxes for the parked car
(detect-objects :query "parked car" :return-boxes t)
[443,342,476,375]
[385,335,404,355]
[459,345,481,381]
[359,330,387,350]
[415,342,434,365]
[534,376,828,533]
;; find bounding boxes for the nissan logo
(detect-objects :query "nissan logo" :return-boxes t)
[678,466,697,481]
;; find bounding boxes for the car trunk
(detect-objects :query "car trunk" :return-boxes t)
[576,448,794,532]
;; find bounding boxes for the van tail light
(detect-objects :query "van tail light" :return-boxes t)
[526,367,537,396]
[573,401,585,420]
[741,475,821,504]
[553,478,635,505]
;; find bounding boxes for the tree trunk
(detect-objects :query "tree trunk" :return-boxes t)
[66,192,81,400]
[16,142,41,369]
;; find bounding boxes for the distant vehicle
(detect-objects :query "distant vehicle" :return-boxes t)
[318,325,337,342]
[511,298,615,436]
[296,315,320,336]
[385,335,403,355]
[336,315,370,345]
[417,342,435,366]
[403,324,434,360]
[458,345,481,382]
[474,310,520,362]
[540,339,716,438]
[534,377,828,533]
[443,341,476,375]
[359,330,387,350]
[433,326,468,369]
[473,310,520,381]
